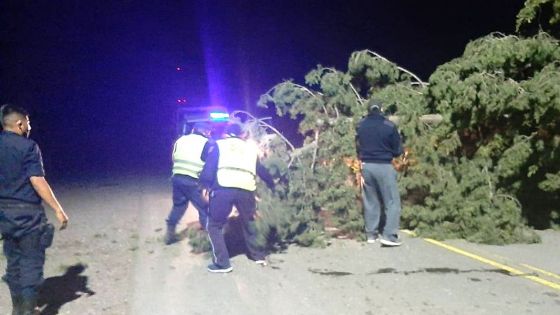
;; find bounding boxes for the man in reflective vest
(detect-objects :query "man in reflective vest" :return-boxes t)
[199,123,274,273]
[164,122,211,245]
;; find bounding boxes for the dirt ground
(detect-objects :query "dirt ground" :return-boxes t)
[1,175,560,315]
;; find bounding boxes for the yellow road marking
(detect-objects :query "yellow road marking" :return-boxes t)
[520,264,560,281]
[400,230,560,291]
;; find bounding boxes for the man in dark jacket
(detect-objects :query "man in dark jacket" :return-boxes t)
[0,104,69,314]
[356,99,403,246]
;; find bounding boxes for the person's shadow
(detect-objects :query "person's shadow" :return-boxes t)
[224,216,252,259]
[38,263,95,315]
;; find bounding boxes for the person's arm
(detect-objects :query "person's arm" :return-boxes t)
[391,126,404,157]
[199,143,219,189]
[23,143,68,229]
[256,160,275,190]
[355,119,364,160]
[200,139,214,162]
[30,176,69,229]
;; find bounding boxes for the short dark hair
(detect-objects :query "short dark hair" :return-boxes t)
[0,104,29,127]
[367,99,383,113]
[192,122,210,134]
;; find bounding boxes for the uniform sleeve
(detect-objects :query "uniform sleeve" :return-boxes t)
[24,143,45,178]
[199,143,219,188]
[256,160,275,190]
[200,139,214,162]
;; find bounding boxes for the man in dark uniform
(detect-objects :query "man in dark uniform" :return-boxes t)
[199,123,274,273]
[0,104,69,314]
[356,99,403,247]
[164,123,211,245]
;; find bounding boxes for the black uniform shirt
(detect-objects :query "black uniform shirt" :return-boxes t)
[0,131,45,204]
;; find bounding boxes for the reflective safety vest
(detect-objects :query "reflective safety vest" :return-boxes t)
[216,137,258,191]
[172,133,208,178]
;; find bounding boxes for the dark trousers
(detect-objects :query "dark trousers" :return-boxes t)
[207,188,265,267]
[0,202,47,301]
[166,175,209,228]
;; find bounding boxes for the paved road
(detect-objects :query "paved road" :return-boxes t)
[0,175,559,314]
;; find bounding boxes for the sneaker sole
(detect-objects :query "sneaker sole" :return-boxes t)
[380,239,402,247]
[207,266,233,273]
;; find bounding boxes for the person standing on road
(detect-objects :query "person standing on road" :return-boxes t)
[199,123,274,273]
[0,104,69,314]
[356,99,403,247]
[164,122,212,245]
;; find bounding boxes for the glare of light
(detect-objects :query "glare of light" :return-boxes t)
[209,112,229,121]
[176,67,182,71]
[247,138,265,158]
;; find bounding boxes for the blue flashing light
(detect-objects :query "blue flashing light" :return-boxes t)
[209,112,229,122]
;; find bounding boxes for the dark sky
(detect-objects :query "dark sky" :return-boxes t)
[0,0,527,178]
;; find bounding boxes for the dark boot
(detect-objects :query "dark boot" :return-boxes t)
[164,224,177,245]
[11,293,23,315]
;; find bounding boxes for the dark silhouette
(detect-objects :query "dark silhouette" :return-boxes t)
[37,264,95,315]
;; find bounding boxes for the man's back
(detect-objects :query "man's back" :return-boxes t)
[357,113,403,164]
[0,131,44,204]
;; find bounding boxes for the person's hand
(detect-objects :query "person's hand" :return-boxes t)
[392,148,411,173]
[55,208,69,230]
[201,189,210,204]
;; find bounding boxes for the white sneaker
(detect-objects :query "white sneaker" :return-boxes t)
[380,238,402,247]
[207,263,233,273]
[367,235,379,244]
[255,260,268,266]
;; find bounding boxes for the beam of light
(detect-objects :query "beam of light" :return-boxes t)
[194,2,253,111]
[195,3,226,108]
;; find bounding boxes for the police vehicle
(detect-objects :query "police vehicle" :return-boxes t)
[175,106,230,139]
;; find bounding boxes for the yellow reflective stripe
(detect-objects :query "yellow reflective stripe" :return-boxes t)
[217,166,256,176]
[173,165,200,172]
[216,168,256,191]
[172,166,200,178]
[174,159,204,168]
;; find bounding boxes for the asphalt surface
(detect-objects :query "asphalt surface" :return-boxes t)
[1,175,559,314]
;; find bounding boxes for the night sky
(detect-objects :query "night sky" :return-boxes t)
[1,0,527,179]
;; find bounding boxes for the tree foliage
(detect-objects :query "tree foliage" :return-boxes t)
[254,33,559,246]
[516,0,560,37]
[187,9,560,251]
[252,49,430,245]
[424,33,560,232]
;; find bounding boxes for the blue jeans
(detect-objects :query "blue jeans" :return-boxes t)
[361,162,401,241]
[166,175,208,228]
